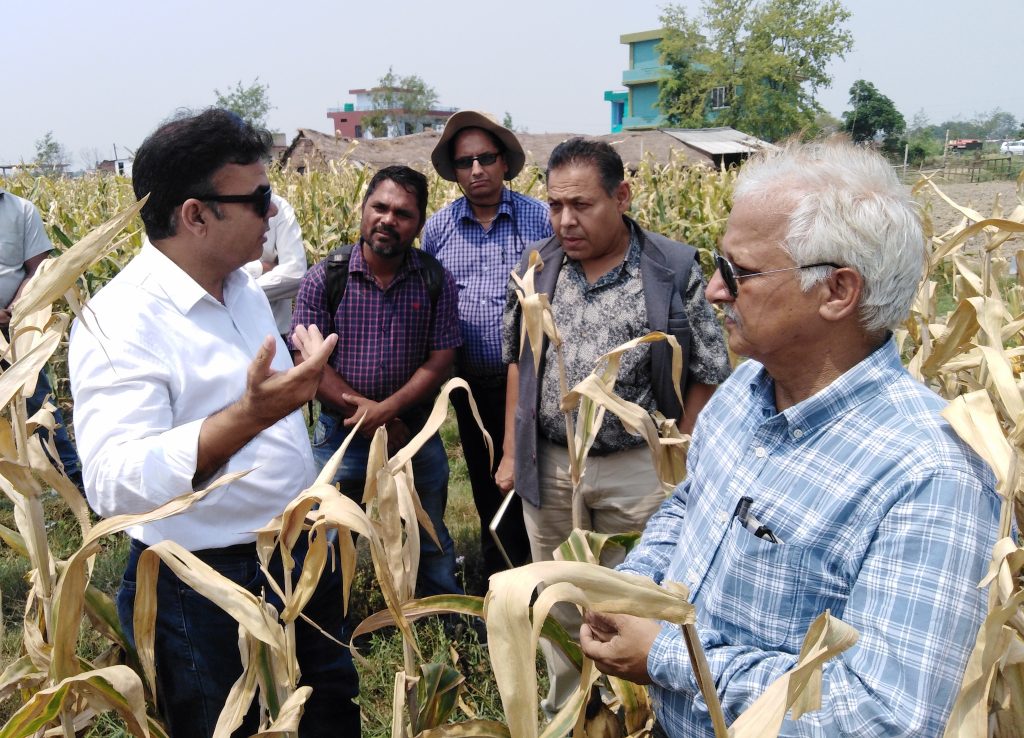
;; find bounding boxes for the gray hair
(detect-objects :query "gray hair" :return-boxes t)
[733,138,926,333]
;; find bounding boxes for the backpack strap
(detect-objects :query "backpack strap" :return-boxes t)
[323,244,446,330]
[414,248,446,306]
[324,243,355,325]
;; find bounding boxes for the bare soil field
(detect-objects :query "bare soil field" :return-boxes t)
[911,179,1021,238]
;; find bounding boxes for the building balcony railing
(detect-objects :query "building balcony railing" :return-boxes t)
[622,66,670,85]
[622,114,667,129]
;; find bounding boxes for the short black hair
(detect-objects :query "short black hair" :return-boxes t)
[448,126,505,161]
[362,165,429,226]
[132,108,273,240]
[546,137,624,196]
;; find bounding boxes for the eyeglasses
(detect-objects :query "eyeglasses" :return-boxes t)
[452,152,501,170]
[714,252,842,299]
[193,184,273,218]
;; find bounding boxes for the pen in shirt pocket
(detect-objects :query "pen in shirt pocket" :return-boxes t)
[733,496,783,544]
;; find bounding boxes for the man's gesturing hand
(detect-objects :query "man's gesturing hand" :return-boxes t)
[242,329,337,425]
[579,611,660,685]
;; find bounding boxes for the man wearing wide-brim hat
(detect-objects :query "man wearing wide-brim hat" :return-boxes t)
[422,111,552,584]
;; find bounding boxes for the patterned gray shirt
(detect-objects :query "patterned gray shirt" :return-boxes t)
[502,222,730,454]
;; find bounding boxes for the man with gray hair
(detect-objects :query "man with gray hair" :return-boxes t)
[580,139,1000,736]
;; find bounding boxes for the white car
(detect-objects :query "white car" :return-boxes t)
[1000,140,1024,155]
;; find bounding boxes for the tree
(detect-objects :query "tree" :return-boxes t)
[658,0,853,141]
[214,77,273,128]
[842,79,905,153]
[813,110,843,137]
[362,67,439,137]
[980,109,1018,140]
[34,131,69,175]
[905,110,942,164]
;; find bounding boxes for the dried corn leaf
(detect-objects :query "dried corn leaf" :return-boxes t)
[484,561,692,738]
[931,219,1024,267]
[250,685,312,736]
[11,197,146,325]
[416,720,512,737]
[134,541,287,697]
[0,665,150,738]
[51,473,243,682]
[920,301,979,378]
[728,611,858,736]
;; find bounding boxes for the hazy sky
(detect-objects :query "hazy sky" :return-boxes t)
[4,0,1021,168]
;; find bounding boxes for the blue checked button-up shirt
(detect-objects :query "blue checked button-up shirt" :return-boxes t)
[422,189,551,376]
[620,339,1000,737]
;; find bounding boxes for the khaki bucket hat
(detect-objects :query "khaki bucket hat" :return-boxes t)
[431,110,526,182]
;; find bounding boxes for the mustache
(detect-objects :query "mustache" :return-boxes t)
[373,225,399,239]
[720,304,741,324]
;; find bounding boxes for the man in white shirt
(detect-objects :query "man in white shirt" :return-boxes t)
[243,192,307,337]
[68,109,358,738]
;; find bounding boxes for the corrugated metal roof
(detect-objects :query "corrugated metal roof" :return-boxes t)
[662,127,775,156]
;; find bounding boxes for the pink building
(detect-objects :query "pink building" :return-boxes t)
[327,88,457,139]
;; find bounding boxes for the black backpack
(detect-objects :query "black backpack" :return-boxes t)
[323,244,447,321]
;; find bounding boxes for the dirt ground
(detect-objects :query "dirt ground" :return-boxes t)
[911,179,1022,238]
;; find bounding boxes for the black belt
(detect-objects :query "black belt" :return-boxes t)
[130,537,256,562]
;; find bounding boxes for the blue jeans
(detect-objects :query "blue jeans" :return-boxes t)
[312,411,462,597]
[27,369,83,488]
[117,535,360,738]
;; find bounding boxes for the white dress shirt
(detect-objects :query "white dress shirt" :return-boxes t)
[69,242,316,550]
[243,194,307,335]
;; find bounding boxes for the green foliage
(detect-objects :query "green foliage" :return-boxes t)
[658,0,853,141]
[909,108,1021,146]
[33,132,69,175]
[214,77,273,129]
[363,67,439,137]
[842,79,906,154]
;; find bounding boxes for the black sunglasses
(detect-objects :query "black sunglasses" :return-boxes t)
[714,252,841,299]
[452,152,501,170]
[194,184,273,218]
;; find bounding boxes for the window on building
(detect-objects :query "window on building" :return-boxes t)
[710,86,730,110]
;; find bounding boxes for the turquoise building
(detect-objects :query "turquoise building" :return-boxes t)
[605,30,670,132]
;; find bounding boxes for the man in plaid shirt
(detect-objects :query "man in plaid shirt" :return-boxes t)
[423,111,552,582]
[580,139,1001,736]
[291,165,463,597]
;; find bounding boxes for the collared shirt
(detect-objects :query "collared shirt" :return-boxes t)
[501,221,729,454]
[422,189,551,377]
[68,242,316,550]
[242,193,307,335]
[0,188,54,307]
[290,244,461,402]
[619,340,1000,736]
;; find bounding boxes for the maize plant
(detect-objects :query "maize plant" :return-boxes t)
[896,172,1024,737]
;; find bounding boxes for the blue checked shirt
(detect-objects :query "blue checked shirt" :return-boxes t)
[620,339,1000,736]
[422,189,552,376]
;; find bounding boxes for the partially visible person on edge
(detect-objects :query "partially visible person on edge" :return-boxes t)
[579,138,1000,737]
[68,109,359,737]
[243,192,307,339]
[422,111,553,584]
[0,185,84,493]
[498,137,731,717]
[290,165,464,598]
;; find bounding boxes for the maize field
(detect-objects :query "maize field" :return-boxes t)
[0,155,1022,737]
